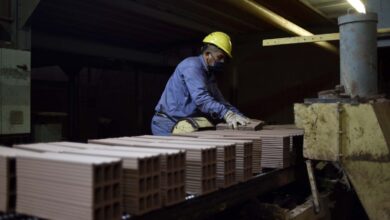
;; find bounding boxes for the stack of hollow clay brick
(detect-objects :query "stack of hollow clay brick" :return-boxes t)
[194,137,252,183]
[192,131,262,175]
[218,129,303,168]
[233,139,253,181]
[125,135,237,188]
[175,132,255,181]
[199,129,301,169]
[108,137,190,199]
[15,151,122,220]
[49,142,161,211]
[51,141,186,207]
[14,143,161,216]
[257,129,304,166]
[89,138,217,196]
[0,147,41,213]
[119,137,225,190]
[258,128,304,151]
[216,136,261,175]
[256,134,291,168]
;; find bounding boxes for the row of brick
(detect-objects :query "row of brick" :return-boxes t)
[14,143,168,216]
[0,126,302,218]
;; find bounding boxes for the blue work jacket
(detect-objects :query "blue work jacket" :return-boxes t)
[155,55,240,121]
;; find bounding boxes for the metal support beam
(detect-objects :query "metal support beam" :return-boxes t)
[227,0,338,54]
[33,32,180,66]
[263,28,390,46]
[263,33,339,46]
[305,160,321,213]
[133,167,296,220]
[378,27,390,37]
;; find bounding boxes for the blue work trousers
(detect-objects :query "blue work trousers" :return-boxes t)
[151,115,175,136]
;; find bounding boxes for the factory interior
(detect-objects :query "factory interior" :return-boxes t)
[0,0,389,219]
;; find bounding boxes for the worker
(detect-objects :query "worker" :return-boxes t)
[151,31,250,135]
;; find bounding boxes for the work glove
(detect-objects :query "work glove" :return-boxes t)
[223,110,250,129]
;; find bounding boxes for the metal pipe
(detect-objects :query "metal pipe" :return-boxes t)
[227,0,338,54]
[338,13,378,97]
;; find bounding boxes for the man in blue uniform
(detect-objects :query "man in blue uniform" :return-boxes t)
[151,32,250,135]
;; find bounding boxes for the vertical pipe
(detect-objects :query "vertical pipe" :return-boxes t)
[338,13,378,97]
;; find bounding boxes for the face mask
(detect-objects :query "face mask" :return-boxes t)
[208,54,225,73]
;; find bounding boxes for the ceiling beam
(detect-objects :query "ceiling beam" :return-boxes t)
[227,0,338,54]
[263,32,340,46]
[262,28,390,46]
[183,0,261,30]
[96,0,215,33]
[145,0,238,33]
[33,31,179,66]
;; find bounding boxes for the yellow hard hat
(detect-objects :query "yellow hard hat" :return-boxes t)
[203,31,232,58]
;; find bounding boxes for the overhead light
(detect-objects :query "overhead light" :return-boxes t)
[347,0,366,13]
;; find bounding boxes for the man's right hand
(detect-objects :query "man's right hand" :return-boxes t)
[223,110,250,129]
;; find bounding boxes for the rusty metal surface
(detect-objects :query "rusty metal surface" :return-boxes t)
[295,103,340,161]
[295,102,390,219]
[341,103,390,220]
[373,102,390,154]
[341,160,390,220]
[341,104,389,160]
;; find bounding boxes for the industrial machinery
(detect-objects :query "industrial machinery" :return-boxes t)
[294,13,390,220]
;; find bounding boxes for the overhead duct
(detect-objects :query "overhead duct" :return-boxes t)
[227,0,338,54]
